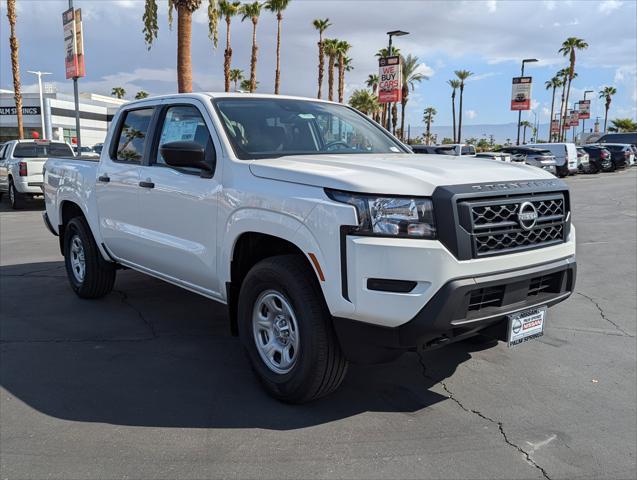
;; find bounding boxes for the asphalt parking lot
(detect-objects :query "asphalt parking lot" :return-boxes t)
[1,169,635,480]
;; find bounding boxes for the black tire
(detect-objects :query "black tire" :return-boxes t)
[238,254,348,403]
[556,165,568,178]
[63,216,116,299]
[8,179,24,210]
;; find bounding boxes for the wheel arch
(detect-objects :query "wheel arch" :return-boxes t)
[58,200,109,261]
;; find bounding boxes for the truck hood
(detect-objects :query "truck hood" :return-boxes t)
[248,153,556,196]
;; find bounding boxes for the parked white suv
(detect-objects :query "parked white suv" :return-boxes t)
[0,139,74,209]
[43,94,577,402]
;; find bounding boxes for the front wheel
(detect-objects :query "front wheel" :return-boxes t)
[64,216,116,298]
[238,255,348,403]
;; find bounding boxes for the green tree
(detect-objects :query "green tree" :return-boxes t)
[366,74,379,95]
[454,70,473,144]
[143,0,220,93]
[447,79,461,143]
[556,67,570,135]
[336,40,351,103]
[399,54,427,141]
[558,37,588,140]
[608,118,637,133]
[312,18,331,99]
[240,78,259,91]
[265,0,291,95]
[241,1,263,93]
[323,38,339,102]
[441,137,454,144]
[422,107,436,145]
[111,87,126,99]
[229,68,244,91]
[599,86,617,132]
[520,120,533,144]
[220,1,241,93]
[545,75,563,142]
[348,89,380,116]
[134,90,149,99]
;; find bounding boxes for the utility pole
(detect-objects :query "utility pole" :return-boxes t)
[27,71,51,139]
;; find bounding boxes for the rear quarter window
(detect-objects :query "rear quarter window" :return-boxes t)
[112,108,155,163]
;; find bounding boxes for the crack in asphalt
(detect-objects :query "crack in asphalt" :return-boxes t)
[1,265,65,278]
[417,351,552,480]
[0,333,226,345]
[114,289,157,338]
[576,292,634,338]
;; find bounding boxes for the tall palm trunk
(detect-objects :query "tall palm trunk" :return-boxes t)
[426,117,432,145]
[381,104,387,127]
[451,91,457,143]
[337,55,345,102]
[457,85,465,143]
[317,34,324,98]
[177,5,193,93]
[7,0,23,139]
[249,18,258,92]
[223,16,232,92]
[274,12,282,94]
[327,55,335,101]
[603,102,610,132]
[557,80,567,139]
[391,104,398,136]
[523,125,527,144]
[548,86,557,142]
[400,100,407,141]
[562,56,575,141]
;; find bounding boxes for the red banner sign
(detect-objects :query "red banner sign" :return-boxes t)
[578,100,591,119]
[551,119,560,134]
[570,110,579,127]
[63,8,85,79]
[378,56,402,104]
[511,76,532,111]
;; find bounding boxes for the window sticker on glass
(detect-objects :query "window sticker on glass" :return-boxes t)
[160,119,198,144]
[298,113,315,119]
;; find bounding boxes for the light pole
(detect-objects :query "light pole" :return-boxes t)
[581,90,593,134]
[27,70,52,139]
[385,30,409,135]
[516,58,538,145]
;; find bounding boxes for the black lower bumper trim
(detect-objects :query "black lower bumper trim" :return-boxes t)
[42,212,58,237]
[333,258,576,364]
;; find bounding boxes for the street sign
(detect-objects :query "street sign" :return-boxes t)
[63,8,85,79]
[578,100,591,119]
[0,106,41,116]
[570,110,579,127]
[511,76,532,111]
[378,56,402,103]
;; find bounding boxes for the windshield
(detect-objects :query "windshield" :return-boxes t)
[213,98,407,160]
[13,142,74,158]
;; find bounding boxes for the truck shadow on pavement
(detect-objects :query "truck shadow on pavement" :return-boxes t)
[0,261,488,430]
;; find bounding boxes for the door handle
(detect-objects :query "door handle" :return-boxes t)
[139,181,155,189]
[98,175,110,183]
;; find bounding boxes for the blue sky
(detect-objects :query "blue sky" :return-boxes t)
[1,0,635,130]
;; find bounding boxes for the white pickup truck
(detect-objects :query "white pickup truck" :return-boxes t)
[43,93,577,403]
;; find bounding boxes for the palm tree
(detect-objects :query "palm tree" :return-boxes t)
[323,38,339,102]
[366,74,379,95]
[545,75,563,142]
[143,0,220,93]
[349,89,380,116]
[520,120,532,144]
[335,40,351,103]
[241,1,263,93]
[7,0,23,139]
[423,107,437,145]
[447,79,461,143]
[220,1,241,93]
[135,90,149,99]
[454,69,474,143]
[240,79,259,91]
[555,68,570,135]
[229,68,244,91]
[608,118,637,133]
[399,54,427,141]
[112,87,126,99]
[558,37,588,140]
[265,0,291,95]
[312,18,331,99]
[599,86,617,132]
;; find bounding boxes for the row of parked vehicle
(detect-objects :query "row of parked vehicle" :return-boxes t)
[411,131,637,178]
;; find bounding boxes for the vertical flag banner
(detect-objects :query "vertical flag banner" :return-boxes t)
[578,100,591,119]
[63,8,86,79]
[378,56,402,103]
[570,110,580,127]
[511,77,532,110]
[551,119,560,134]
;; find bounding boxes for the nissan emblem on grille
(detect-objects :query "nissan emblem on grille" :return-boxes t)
[517,202,539,230]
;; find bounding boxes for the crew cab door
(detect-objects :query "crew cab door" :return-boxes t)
[95,106,155,262]
[135,100,221,297]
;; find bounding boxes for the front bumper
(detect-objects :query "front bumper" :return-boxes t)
[334,256,576,363]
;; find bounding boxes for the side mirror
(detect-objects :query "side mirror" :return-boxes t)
[160,141,214,177]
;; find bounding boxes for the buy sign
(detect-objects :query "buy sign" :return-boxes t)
[378,56,402,103]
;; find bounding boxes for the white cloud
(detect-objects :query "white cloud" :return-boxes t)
[598,0,623,14]
[543,1,556,10]
[486,0,497,13]
[468,72,499,82]
[415,63,435,78]
[542,107,551,117]
[466,110,477,119]
[531,99,540,110]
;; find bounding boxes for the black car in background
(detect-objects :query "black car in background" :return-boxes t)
[597,132,637,146]
[596,143,632,170]
[581,145,614,173]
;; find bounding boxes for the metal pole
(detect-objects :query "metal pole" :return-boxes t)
[516,62,524,145]
[386,35,393,133]
[69,0,81,150]
[37,73,45,138]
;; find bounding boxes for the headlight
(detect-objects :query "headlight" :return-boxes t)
[326,189,436,239]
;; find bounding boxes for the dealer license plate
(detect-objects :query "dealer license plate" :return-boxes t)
[507,306,546,347]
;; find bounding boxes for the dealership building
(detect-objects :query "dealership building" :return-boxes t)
[0,90,127,146]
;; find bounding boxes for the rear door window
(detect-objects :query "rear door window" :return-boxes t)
[113,108,154,163]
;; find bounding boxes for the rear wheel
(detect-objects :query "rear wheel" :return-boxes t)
[238,254,348,403]
[64,216,116,298]
[8,179,24,209]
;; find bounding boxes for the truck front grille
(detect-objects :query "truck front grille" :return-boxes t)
[458,194,568,257]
